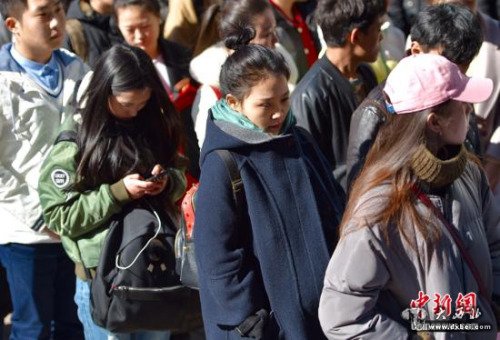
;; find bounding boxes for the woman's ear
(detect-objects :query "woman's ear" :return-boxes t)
[225,94,241,112]
[426,112,442,135]
[410,41,422,55]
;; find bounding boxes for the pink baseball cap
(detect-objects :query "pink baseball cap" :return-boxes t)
[383,54,493,114]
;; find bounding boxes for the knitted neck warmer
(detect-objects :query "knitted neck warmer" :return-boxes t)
[411,144,468,188]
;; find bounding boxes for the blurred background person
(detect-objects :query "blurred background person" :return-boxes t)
[270,0,319,81]
[114,0,201,183]
[292,0,383,189]
[64,0,123,66]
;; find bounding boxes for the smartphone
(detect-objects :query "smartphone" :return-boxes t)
[145,169,168,182]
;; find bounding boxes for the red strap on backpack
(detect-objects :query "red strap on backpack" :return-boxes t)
[181,183,199,240]
[180,150,243,241]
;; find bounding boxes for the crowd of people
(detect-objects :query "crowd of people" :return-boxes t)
[0,0,499,339]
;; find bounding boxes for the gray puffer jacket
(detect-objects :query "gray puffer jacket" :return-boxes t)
[319,162,500,340]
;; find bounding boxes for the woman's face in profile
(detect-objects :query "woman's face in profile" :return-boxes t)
[431,100,472,146]
[108,87,152,120]
[250,8,278,49]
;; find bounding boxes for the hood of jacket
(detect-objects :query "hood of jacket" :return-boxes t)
[189,42,228,86]
[200,111,298,166]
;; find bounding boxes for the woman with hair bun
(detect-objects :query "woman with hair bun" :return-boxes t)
[193,25,345,340]
[189,0,299,149]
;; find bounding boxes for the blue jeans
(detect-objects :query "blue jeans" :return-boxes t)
[0,243,83,340]
[75,278,171,340]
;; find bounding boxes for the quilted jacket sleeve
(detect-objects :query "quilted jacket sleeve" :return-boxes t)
[319,227,410,339]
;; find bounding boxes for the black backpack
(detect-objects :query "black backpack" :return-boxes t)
[90,202,202,333]
[55,131,203,333]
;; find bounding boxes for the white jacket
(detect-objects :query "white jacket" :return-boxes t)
[0,44,89,244]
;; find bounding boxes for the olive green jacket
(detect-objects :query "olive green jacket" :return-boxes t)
[38,124,187,268]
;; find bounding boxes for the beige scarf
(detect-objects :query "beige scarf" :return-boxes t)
[411,144,468,188]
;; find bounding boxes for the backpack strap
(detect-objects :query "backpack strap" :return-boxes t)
[179,150,244,240]
[215,149,245,212]
[54,130,77,145]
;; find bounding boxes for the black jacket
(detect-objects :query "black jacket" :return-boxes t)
[157,38,191,86]
[345,84,389,189]
[65,0,123,67]
[157,38,200,179]
[346,84,483,190]
[291,56,377,189]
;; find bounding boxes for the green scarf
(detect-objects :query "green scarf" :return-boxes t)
[211,99,296,134]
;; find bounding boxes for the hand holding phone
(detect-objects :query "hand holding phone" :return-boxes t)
[145,169,168,182]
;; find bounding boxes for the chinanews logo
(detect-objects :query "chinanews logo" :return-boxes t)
[401,291,493,332]
[51,169,70,188]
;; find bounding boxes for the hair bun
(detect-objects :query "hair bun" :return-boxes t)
[224,26,256,51]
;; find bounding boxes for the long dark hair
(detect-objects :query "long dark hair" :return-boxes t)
[76,44,181,191]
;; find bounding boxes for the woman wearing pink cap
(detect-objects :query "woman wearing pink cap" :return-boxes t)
[318,53,500,339]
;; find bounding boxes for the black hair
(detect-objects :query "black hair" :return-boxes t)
[76,44,181,197]
[218,0,271,40]
[0,0,27,19]
[315,0,385,47]
[410,3,483,66]
[113,0,161,17]
[220,26,290,101]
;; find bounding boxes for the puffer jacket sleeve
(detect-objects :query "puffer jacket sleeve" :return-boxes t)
[194,151,267,327]
[38,140,129,239]
[479,165,500,298]
[319,227,409,339]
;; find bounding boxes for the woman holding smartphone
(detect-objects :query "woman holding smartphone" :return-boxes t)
[37,44,187,340]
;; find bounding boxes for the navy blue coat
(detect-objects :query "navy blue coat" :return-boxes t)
[194,114,345,340]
